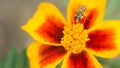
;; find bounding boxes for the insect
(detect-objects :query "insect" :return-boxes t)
[74,5,86,23]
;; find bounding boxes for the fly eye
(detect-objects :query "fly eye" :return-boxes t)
[79,5,86,12]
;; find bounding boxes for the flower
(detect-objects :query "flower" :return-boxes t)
[22,0,120,68]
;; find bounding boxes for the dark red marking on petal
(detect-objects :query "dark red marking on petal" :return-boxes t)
[70,8,77,24]
[86,29,116,52]
[36,16,64,44]
[67,50,96,68]
[39,45,67,67]
[80,9,98,29]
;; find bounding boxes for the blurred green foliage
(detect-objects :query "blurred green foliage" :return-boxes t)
[104,0,120,20]
[0,47,29,68]
[4,47,17,68]
[0,60,4,68]
[109,56,120,68]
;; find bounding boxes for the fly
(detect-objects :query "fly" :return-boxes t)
[74,5,86,23]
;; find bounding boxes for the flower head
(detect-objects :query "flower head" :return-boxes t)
[22,0,120,68]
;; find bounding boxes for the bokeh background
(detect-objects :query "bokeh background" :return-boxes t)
[0,0,120,68]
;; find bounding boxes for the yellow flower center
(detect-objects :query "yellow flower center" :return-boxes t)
[61,23,90,54]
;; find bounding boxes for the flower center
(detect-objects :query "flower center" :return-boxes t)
[61,23,89,54]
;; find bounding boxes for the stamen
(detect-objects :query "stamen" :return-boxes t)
[61,23,89,54]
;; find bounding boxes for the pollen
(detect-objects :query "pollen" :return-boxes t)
[61,23,90,54]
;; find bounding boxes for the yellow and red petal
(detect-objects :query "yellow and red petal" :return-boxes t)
[62,50,102,68]
[86,20,120,58]
[27,42,67,68]
[22,2,66,45]
[67,0,106,29]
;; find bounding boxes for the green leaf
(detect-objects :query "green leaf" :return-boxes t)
[0,60,4,68]
[15,49,29,68]
[56,60,63,68]
[96,56,111,68]
[109,56,120,68]
[4,46,17,68]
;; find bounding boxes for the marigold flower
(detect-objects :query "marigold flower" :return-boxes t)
[22,0,120,68]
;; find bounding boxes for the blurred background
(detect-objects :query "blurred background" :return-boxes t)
[0,0,120,68]
[0,0,68,60]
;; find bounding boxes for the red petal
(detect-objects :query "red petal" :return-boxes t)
[22,3,66,44]
[87,29,116,51]
[36,16,64,44]
[86,21,120,58]
[62,50,102,68]
[39,44,66,67]
[27,42,67,68]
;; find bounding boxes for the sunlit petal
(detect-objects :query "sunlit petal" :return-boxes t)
[62,50,102,68]
[27,42,67,68]
[86,20,120,58]
[22,2,66,45]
